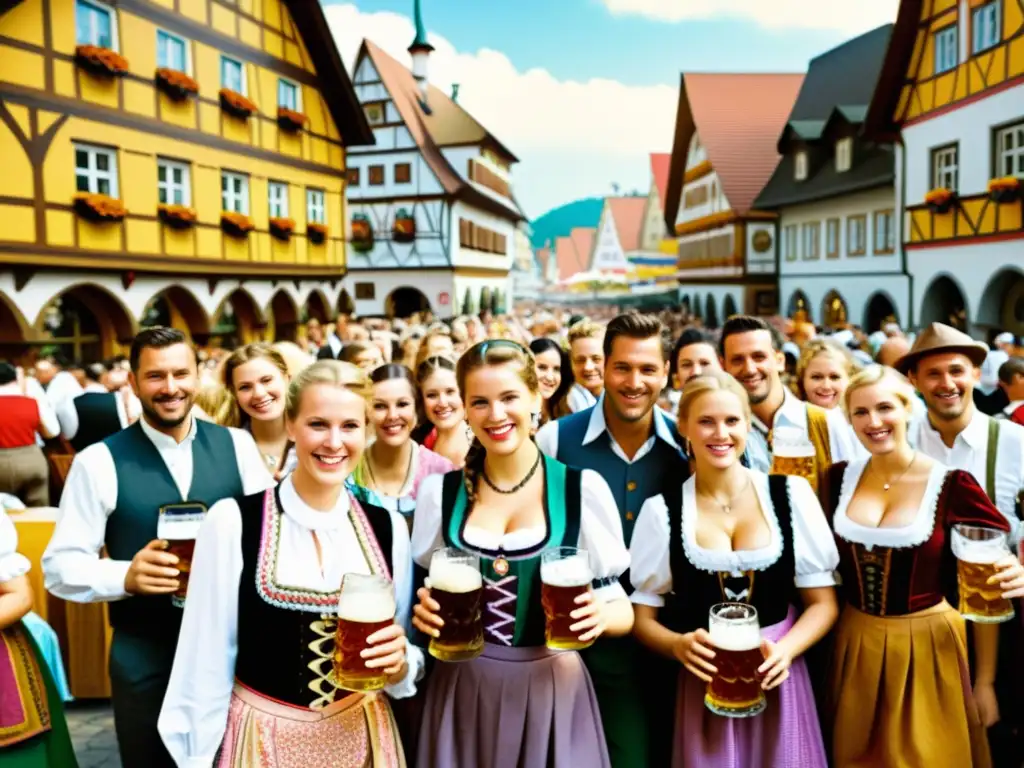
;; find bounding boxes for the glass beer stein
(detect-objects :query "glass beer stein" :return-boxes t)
[156,502,207,608]
[770,431,818,492]
[705,602,766,718]
[333,573,396,692]
[540,547,594,651]
[951,524,1015,624]
[428,548,484,662]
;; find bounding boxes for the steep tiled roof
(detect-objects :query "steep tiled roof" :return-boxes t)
[650,153,671,202]
[864,1,925,141]
[607,197,646,252]
[664,73,804,228]
[555,236,581,282]
[570,227,596,271]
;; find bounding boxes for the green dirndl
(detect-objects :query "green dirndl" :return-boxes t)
[0,621,78,767]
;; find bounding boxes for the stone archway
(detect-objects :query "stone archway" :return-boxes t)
[304,290,330,323]
[705,293,719,329]
[787,290,811,323]
[212,288,265,348]
[34,283,137,361]
[141,286,211,343]
[864,291,899,333]
[919,274,968,331]
[977,268,1024,336]
[723,293,739,320]
[386,286,430,319]
[0,290,30,346]
[821,290,848,329]
[268,290,299,342]
[337,289,354,317]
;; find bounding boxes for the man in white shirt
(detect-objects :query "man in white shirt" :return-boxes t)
[980,332,1015,395]
[566,319,605,413]
[43,327,273,768]
[56,361,142,451]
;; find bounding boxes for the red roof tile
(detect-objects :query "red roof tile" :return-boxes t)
[570,227,596,271]
[555,237,580,282]
[650,153,671,202]
[607,197,647,252]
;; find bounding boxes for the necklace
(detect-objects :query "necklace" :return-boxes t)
[870,454,916,492]
[697,476,752,514]
[482,449,542,494]
[365,443,415,497]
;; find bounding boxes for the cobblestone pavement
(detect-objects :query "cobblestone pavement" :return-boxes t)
[66,700,121,768]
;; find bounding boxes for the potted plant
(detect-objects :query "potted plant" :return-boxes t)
[219,88,258,119]
[988,176,1021,204]
[392,208,415,242]
[221,211,255,238]
[155,68,199,101]
[74,45,129,77]
[351,213,373,252]
[73,193,127,222]
[924,187,957,214]
[157,203,197,229]
[277,106,308,132]
[307,222,328,244]
[269,217,295,241]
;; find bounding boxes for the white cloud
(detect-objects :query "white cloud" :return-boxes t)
[324,4,674,218]
[601,0,900,34]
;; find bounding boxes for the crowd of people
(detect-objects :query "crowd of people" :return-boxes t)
[1,302,1023,768]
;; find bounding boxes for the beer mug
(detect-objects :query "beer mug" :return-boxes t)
[951,524,1015,624]
[540,547,594,651]
[156,502,207,608]
[428,548,484,662]
[705,602,766,718]
[333,573,396,692]
[770,430,817,491]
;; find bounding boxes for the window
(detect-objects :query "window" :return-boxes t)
[784,224,798,261]
[468,159,511,198]
[794,151,808,181]
[364,102,385,125]
[221,171,249,214]
[684,184,709,209]
[74,143,118,197]
[995,121,1024,178]
[801,222,821,260]
[278,78,300,111]
[346,167,360,186]
[221,56,245,94]
[459,219,508,254]
[76,0,116,49]
[931,144,959,190]
[934,25,958,73]
[268,181,288,218]
[156,30,188,73]
[972,1,1001,53]
[826,218,840,258]
[836,138,853,173]
[368,165,384,186]
[157,158,190,206]
[306,189,325,224]
[873,210,895,254]
[847,215,867,256]
[394,163,411,184]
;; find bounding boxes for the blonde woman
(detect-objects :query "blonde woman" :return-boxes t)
[631,371,837,767]
[567,320,605,412]
[413,329,455,371]
[341,340,385,372]
[795,340,858,411]
[416,356,472,467]
[158,360,420,766]
[821,365,1024,767]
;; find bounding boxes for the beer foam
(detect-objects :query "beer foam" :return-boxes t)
[540,556,593,588]
[430,561,483,593]
[709,621,761,652]
[337,592,396,623]
[951,541,1003,565]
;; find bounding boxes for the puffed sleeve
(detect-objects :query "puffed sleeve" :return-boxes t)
[578,470,630,602]
[787,476,841,589]
[627,494,672,607]
[944,470,1011,533]
[0,511,30,583]
[410,473,445,569]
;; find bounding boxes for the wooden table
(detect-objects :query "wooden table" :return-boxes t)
[11,507,113,699]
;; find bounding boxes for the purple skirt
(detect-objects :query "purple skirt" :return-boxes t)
[674,608,828,768]
[417,643,611,768]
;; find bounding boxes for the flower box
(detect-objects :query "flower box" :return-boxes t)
[269,217,295,241]
[924,187,957,214]
[276,107,308,132]
[157,204,197,229]
[351,214,374,252]
[307,222,328,244]
[988,176,1021,204]
[155,68,199,101]
[74,45,129,77]
[73,193,127,222]
[392,208,416,243]
[219,88,258,119]
[221,211,255,238]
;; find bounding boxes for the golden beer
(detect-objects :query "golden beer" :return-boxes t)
[705,603,765,718]
[428,548,484,662]
[333,574,396,691]
[165,538,195,608]
[540,547,594,651]
[770,433,818,491]
[951,525,1014,624]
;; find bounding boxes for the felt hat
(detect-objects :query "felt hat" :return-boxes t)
[894,322,988,375]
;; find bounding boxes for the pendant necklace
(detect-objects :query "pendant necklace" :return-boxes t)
[871,455,916,492]
[482,448,542,494]
[699,476,751,514]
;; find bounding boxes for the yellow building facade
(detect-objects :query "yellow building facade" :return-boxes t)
[0,0,372,360]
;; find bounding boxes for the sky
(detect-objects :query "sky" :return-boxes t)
[324,0,901,219]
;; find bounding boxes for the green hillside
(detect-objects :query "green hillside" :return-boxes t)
[529,197,603,250]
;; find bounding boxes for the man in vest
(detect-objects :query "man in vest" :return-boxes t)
[536,311,688,768]
[43,327,274,767]
[719,315,859,484]
[57,361,141,452]
[898,322,1024,767]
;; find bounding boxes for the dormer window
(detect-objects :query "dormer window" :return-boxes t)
[836,138,853,173]
[795,151,808,181]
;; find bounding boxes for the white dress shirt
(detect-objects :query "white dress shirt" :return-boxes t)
[42,416,274,603]
[158,475,423,767]
[567,383,598,413]
[56,383,141,441]
[980,349,1009,395]
[0,509,31,582]
[45,371,84,410]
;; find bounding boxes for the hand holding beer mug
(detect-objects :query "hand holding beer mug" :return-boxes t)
[333,573,406,692]
[770,429,818,492]
[951,525,1016,623]
[540,547,603,651]
[704,603,766,718]
[427,548,484,662]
